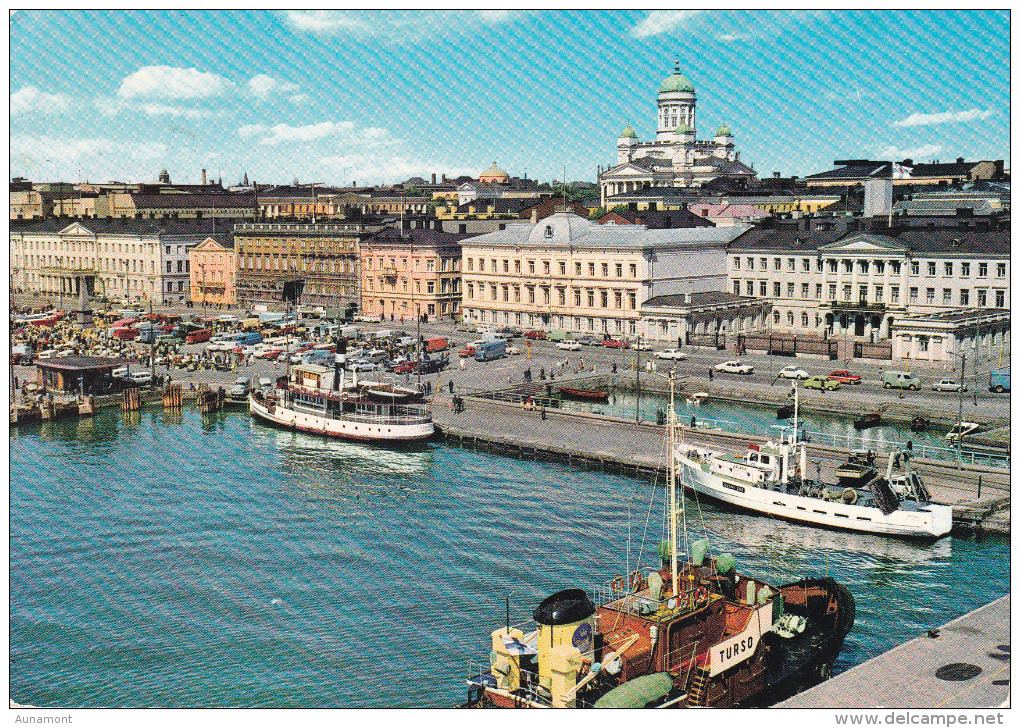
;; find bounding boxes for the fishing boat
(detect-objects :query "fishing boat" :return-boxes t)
[675,385,952,539]
[852,412,882,430]
[776,404,794,420]
[249,362,434,444]
[558,386,610,402]
[945,421,980,442]
[910,415,930,432]
[461,376,855,709]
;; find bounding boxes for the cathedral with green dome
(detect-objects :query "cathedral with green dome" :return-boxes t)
[597,62,756,207]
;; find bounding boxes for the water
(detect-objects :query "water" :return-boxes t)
[11,409,1008,708]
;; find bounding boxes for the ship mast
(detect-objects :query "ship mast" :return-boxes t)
[668,372,683,595]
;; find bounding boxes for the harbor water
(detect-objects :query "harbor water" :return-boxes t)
[11,408,1009,708]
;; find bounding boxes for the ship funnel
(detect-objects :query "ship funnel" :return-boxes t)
[533,589,596,703]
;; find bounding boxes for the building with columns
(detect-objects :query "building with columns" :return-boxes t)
[598,63,756,206]
[460,211,749,337]
[726,216,1010,362]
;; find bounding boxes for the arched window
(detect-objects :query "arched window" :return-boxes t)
[773,310,781,324]
[544,225,553,239]
[801,312,809,327]
[787,311,795,325]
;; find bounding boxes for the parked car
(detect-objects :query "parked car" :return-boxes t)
[603,338,630,349]
[497,326,522,338]
[556,339,582,351]
[576,335,603,346]
[803,375,840,391]
[346,360,377,372]
[524,330,546,340]
[112,366,129,378]
[654,349,687,361]
[932,379,967,392]
[124,371,153,386]
[631,341,652,351]
[227,377,250,398]
[458,345,478,358]
[778,365,809,380]
[505,346,521,356]
[415,358,449,374]
[882,370,921,391]
[715,360,754,374]
[828,370,862,384]
[393,361,416,374]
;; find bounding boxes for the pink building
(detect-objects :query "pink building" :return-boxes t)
[687,201,769,227]
[189,237,237,308]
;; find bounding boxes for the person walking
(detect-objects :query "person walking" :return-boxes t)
[448,380,454,394]
[708,367,714,381]
[540,405,547,420]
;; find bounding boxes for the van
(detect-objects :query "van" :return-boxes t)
[234,332,263,347]
[185,328,213,344]
[547,330,570,342]
[882,370,921,391]
[426,337,448,352]
[363,349,388,363]
[475,339,507,362]
[372,329,394,341]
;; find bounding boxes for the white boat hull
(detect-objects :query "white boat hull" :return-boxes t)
[249,394,435,443]
[676,452,953,539]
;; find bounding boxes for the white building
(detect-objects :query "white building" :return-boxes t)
[460,211,749,337]
[10,218,223,305]
[597,62,756,206]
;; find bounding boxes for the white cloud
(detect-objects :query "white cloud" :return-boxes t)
[877,143,944,161]
[718,32,754,42]
[892,109,996,128]
[10,86,72,114]
[284,10,523,42]
[96,97,212,119]
[248,74,301,100]
[118,65,234,100]
[631,11,703,38]
[290,93,310,104]
[238,121,365,145]
[285,10,371,34]
[477,10,516,24]
[10,134,168,180]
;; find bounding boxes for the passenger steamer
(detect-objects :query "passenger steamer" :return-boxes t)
[462,376,855,709]
[675,385,952,539]
[249,362,434,443]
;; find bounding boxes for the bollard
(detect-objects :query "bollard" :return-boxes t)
[977,474,982,499]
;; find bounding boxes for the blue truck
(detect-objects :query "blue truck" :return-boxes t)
[989,368,1010,393]
[474,339,506,362]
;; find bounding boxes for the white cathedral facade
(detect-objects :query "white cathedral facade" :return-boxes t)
[597,63,756,207]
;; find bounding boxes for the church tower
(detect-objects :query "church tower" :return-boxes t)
[617,124,638,163]
[656,61,696,142]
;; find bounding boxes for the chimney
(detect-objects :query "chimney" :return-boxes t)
[442,174,447,183]
[531,207,539,223]
[431,173,437,184]
[773,171,781,179]
[957,157,965,164]
[201,169,207,186]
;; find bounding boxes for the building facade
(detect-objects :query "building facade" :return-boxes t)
[460,211,748,336]
[359,227,464,322]
[10,219,218,304]
[726,217,1010,361]
[234,221,382,310]
[189,237,237,308]
[597,63,756,206]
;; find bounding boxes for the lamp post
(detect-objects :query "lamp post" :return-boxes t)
[951,350,966,462]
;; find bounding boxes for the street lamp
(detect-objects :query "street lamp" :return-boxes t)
[950,350,967,462]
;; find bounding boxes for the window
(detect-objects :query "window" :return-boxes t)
[775,258,782,270]
[996,263,1006,278]
[600,290,608,308]
[629,264,637,278]
[875,260,885,274]
[759,281,767,297]
[502,285,509,302]
[558,288,566,306]
[843,260,853,273]
[787,311,794,325]
[960,262,970,276]
[733,281,741,295]
[891,286,900,304]
[891,261,901,275]
[960,289,970,306]
[843,285,852,301]
[979,263,988,278]
[927,262,936,276]
[788,258,796,272]
[503,260,509,273]
[918,336,929,353]
[177,260,183,273]
[759,257,767,270]
[746,257,754,270]
[166,261,172,273]
[801,312,809,327]
[815,259,823,273]
[544,225,553,239]
[801,282,809,298]
[943,288,952,305]
[925,287,935,304]
[944,262,953,276]
[911,261,919,276]
[827,259,837,273]
[528,286,535,303]
[875,285,883,302]
[165,246,171,255]
[773,282,781,297]
[529,260,535,274]
[773,310,780,324]
[995,290,1005,307]
[615,263,623,277]
[815,283,822,299]
[467,258,473,271]
[859,260,869,274]
[574,290,581,306]
[628,292,636,309]
[787,282,795,297]
[587,289,595,307]
[588,262,595,276]
[977,289,987,306]
[802,258,810,272]
[602,263,609,277]
[514,286,521,303]
[542,287,550,305]
[543,261,550,275]
[515,260,521,273]
[828,284,836,300]
[860,285,868,301]
[575,262,582,276]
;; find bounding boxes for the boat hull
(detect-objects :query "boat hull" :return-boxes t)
[249,394,435,443]
[676,452,952,539]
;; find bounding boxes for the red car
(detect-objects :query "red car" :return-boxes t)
[829,370,862,384]
[603,338,630,349]
[394,362,416,374]
[458,345,477,358]
[524,330,547,340]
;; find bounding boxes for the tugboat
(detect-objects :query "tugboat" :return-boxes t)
[461,376,855,709]
[558,386,610,402]
[853,412,883,430]
[675,385,952,539]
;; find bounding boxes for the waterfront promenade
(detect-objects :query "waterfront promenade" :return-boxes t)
[778,596,1010,708]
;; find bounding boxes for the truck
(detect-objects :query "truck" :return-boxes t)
[474,339,507,362]
[989,368,1010,393]
[426,337,449,352]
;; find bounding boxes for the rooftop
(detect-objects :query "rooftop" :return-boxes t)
[34,355,129,371]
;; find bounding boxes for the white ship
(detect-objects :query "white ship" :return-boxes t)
[674,386,953,540]
[249,363,434,444]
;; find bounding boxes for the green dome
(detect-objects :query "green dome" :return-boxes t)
[619,123,638,139]
[716,124,733,137]
[674,122,692,134]
[659,69,695,93]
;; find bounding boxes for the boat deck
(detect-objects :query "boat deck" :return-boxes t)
[776,596,1009,708]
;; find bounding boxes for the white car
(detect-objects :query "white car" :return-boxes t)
[505,346,521,356]
[654,349,688,360]
[124,370,153,386]
[556,340,581,351]
[347,360,377,372]
[778,365,809,380]
[932,379,967,392]
[112,366,129,378]
[715,360,754,375]
[631,342,653,351]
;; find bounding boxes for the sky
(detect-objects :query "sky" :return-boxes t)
[9,10,1011,187]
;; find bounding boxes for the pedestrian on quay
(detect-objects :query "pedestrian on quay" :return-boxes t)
[709,367,714,381]
[448,380,454,394]
[690,415,696,428]
[459,356,465,370]
[539,367,545,380]
[612,362,617,374]
[540,406,547,420]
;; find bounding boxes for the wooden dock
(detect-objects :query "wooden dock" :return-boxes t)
[777,596,1010,708]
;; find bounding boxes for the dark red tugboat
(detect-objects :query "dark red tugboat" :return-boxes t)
[461,376,855,709]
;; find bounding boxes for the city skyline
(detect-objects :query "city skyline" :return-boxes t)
[10,10,1010,186]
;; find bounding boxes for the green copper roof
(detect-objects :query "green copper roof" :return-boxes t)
[716,123,733,137]
[620,123,638,139]
[659,69,695,93]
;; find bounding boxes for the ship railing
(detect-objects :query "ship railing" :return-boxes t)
[342,408,433,426]
[465,658,597,708]
[799,429,1007,467]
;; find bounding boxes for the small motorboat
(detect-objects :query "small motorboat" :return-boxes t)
[946,421,980,441]
[687,391,709,406]
[834,449,877,486]
[776,404,794,420]
[910,415,929,432]
[558,386,609,402]
[853,412,882,430]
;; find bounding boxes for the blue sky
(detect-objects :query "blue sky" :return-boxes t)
[9,10,1010,186]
